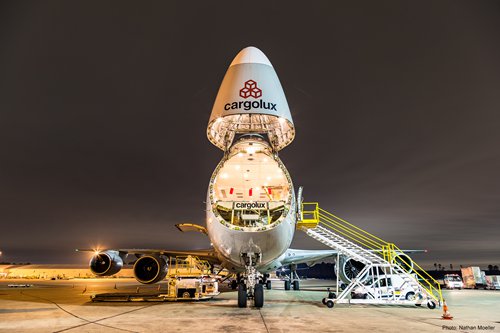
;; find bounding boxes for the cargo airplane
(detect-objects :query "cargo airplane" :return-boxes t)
[78,47,415,308]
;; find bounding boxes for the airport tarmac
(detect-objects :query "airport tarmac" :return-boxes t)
[0,278,499,333]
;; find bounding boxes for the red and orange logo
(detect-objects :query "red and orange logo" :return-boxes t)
[239,80,262,99]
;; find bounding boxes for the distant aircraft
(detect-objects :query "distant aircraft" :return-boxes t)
[78,47,415,308]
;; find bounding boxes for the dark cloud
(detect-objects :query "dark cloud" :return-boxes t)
[1,1,499,268]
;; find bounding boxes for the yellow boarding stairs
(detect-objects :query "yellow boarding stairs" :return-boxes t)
[298,202,443,308]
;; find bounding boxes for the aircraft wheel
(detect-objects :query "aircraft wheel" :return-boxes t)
[284,280,291,290]
[266,280,272,290]
[326,300,334,308]
[230,280,237,290]
[254,284,264,308]
[293,280,300,290]
[238,284,247,308]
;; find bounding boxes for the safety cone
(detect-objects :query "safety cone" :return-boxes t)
[441,299,453,320]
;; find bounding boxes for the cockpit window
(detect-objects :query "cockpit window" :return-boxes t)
[211,138,291,228]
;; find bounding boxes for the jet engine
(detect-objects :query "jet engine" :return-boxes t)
[392,252,413,272]
[90,250,123,276]
[338,252,414,283]
[338,256,366,284]
[133,255,168,284]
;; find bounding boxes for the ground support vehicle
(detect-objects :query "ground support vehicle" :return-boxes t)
[91,256,220,302]
[443,274,464,289]
[461,267,486,289]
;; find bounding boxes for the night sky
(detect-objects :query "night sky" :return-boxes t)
[1,1,499,268]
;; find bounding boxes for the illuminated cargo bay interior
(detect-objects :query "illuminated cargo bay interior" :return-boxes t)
[207,114,295,151]
[211,136,292,228]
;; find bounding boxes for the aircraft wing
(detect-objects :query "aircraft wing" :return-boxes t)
[280,249,338,267]
[277,248,426,267]
[76,248,221,265]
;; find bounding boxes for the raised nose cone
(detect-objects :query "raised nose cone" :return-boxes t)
[207,47,295,152]
[230,46,273,67]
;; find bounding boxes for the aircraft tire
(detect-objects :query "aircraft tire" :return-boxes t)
[230,280,237,290]
[254,284,264,308]
[293,280,300,290]
[266,280,272,290]
[238,284,247,308]
[284,280,291,290]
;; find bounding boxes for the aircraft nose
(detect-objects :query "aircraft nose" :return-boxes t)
[230,46,273,67]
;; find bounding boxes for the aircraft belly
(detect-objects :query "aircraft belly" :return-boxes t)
[207,209,294,271]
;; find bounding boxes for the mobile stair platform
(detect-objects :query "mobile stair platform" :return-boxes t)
[297,202,443,309]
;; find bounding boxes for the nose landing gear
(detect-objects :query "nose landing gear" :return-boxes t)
[238,251,265,308]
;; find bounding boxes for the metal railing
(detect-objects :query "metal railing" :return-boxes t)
[168,256,212,276]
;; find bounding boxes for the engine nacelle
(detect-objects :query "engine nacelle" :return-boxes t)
[392,252,414,272]
[338,256,367,284]
[90,250,123,276]
[133,255,168,284]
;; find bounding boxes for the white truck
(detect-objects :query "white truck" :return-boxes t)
[443,274,464,289]
[352,274,420,302]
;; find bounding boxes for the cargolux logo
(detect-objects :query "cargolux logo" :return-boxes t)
[224,79,277,111]
[239,80,262,99]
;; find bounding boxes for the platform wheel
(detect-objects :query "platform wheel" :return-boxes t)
[293,280,300,290]
[326,300,334,308]
[266,280,272,290]
[322,297,327,305]
[254,284,264,308]
[427,300,436,309]
[238,284,247,308]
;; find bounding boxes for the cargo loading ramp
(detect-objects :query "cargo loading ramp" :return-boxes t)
[297,202,443,308]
